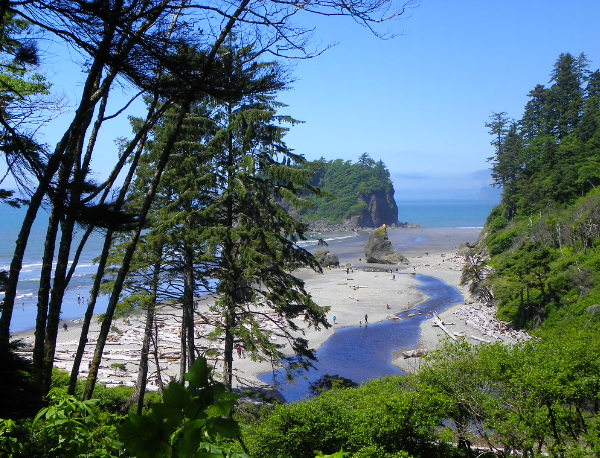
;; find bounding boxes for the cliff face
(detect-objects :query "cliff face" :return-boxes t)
[352,189,399,229]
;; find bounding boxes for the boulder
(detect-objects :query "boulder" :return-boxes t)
[313,249,340,267]
[364,225,409,265]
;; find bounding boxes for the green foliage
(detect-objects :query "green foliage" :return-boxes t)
[51,368,134,415]
[481,186,600,329]
[486,225,521,256]
[119,357,249,458]
[314,450,349,458]
[297,155,397,224]
[416,335,600,456]
[31,388,124,457]
[0,419,25,457]
[482,57,600,328]
[487,53,600,218]
[243,377,450,458]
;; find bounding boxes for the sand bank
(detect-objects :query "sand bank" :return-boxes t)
[11,227,494,390]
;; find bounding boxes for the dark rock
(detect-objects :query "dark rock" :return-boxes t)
[354,188,399,228]
[313,249,340,267]
[364,225,409,265]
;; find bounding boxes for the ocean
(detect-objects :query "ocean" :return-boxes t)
[397,199,499,229]
[1,199,498,333]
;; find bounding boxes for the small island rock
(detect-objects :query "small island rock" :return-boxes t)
[364,225,409,265]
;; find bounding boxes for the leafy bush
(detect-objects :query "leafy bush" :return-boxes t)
[243,377,448,458]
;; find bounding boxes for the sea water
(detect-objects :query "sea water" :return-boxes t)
[1,205,110,333]
[1,199,497,332]
[397,199,499,228]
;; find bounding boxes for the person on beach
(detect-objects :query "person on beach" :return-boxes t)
[406,301,410,309]
[333,316,337,324]
[63,322,68,332]
[387,304,391,309]
[237,346,242,358]
[364,314,368,324]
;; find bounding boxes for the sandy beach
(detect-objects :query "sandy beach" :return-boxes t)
[11,227,499,392]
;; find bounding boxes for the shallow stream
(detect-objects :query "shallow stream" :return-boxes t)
[257,274,463,402]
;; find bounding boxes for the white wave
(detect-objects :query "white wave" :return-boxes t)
[297,232,359,247]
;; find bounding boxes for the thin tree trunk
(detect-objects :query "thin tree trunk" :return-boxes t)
[131,248,162,414]
[179,314,187,382]
[40,71,98,395]
[133,298,156,413]
[151,318,165,395]
[0,152,64,348]
[84,99,191,400]
[32,204,60,385]
[67,228,114,395]
[41,215,76,394]
[222,302,235,389]
[67,97,166,394]
[183,244,196,368]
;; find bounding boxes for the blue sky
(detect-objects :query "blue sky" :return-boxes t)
[4,1,600,202]
[273,0,600,200]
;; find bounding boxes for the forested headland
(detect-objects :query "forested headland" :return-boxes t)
[291,154,400,230]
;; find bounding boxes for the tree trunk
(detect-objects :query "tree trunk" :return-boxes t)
[41,214,77,395]
[68,228,114,395]
[32,203,60,386]
[68,94,163,395]
[131,250,162,414]
[0,151,64,349]
[84,99,191,400]
[222,299,235,389]
[151,318,165,395]
[179,315,187,382]
[183,244,196,368]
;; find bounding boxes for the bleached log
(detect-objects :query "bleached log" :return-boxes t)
[433,312,456,341]
[470,335,491,344]
[402,348,429,359]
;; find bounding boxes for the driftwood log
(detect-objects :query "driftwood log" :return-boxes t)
[401,348,429,359]
[432,311,457,341]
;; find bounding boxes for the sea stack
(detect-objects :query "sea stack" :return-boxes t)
[364,224,409,265]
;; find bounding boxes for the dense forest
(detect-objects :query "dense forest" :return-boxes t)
[2,2,600,453]
[293,154,399,229]
[473,52,600,330]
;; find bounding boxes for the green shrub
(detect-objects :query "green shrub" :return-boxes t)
[243,377,447,458]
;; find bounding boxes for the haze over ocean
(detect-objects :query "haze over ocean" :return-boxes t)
[1,199,498,332]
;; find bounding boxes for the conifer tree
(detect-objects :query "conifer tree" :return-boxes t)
[120,45,329,390]
[202,86,330,387]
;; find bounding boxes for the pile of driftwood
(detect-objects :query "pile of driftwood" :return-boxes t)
[47,302,292,390]
[401,303,532,360]
[452,304,531,344]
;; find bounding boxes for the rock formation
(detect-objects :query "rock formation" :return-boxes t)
[352,188,399,229]
[313,249,340,267]
[364,225,409,265]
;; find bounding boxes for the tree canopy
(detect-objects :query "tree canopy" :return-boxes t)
[296,154,398,226]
